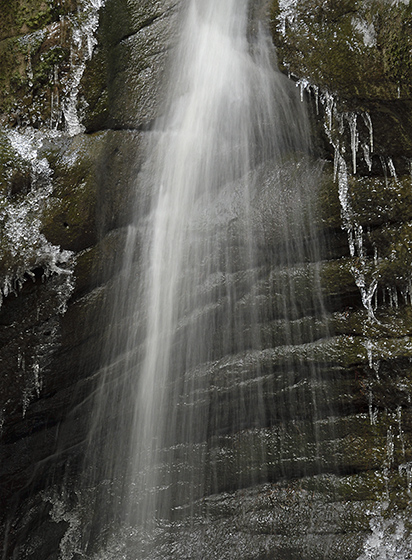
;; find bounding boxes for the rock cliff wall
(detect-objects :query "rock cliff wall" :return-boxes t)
[0,0,412,558]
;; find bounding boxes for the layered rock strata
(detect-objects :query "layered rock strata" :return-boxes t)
[0,0,412,558]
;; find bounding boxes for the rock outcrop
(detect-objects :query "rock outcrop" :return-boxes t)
[1,0,412,558]
[0,1,179,557]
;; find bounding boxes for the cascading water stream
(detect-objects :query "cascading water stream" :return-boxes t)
[83,0,326,557]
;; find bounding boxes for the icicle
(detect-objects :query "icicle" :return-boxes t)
[354,223,364,257]
[357,275,379,319]
[362,143,372,172]
[22,390,30,417]
[362,112,373,153]
[313,85,319,115]
[33,360,42,397]
[388,157,398,182]
[337,153,352,231]
[297,78,309,103]
[366,339,374,369]
[27,47,33,87]
[368,388,375,425]
[348,228,355,258]
[399,462,412,494]
[380,156,388,185]
[397,406,406,458]
[348,113,358,174]
[333,143,340,182]
[325,91,335,132]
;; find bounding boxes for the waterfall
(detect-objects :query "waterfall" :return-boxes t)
[83,0,325,557]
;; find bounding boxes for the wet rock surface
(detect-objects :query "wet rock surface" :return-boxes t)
[1,0,412,558]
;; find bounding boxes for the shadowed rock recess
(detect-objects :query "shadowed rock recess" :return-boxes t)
[1,0,412,558]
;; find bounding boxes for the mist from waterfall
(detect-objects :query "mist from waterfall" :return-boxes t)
[83,0,326,557]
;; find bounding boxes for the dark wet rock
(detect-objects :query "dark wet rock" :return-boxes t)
[1,0,412,558]
[80,0,180,131]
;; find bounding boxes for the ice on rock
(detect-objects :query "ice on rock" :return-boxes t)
[43,491,83,560]
[0,129,75,309]
[387,157,398,182]
[320,98,382,319]
[353,17,377,48]
[348,113,359,174]
[278,0,297,35]
[54,0,105,134]
[357,513,412,560]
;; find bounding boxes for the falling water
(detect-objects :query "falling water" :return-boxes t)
[83,0,325,557]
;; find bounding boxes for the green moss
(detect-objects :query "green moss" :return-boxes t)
[42,153,98,252]
[349,175,412,226]
[32,45,69,89]
[321,259,358,300]
[0,0,79,127]
[376,2,412,90]
[271,0,412,100]
[0,0,77,40]
[0,1,51,40]
[318,163,342,229]
[26,9,52,30]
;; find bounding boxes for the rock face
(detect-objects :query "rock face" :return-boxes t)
[0,1,179,558]
[0,0,412,559]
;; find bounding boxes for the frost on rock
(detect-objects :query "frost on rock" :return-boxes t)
[0,128,75,309]
[357,511,412,560]
[353,16,377,48]
[61,0,106,135]
[43,490,83,560]
[0,128,76,415]
[356,414,412,560]
[277,0,298,36]
[0,0,105,420]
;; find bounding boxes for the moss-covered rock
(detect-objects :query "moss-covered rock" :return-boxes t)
[0,0,70,42]
[270,0,412,166]
[271,0,412,101]
[3,1,412,558]
[40,133,104,252]
[0,19,71,128]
